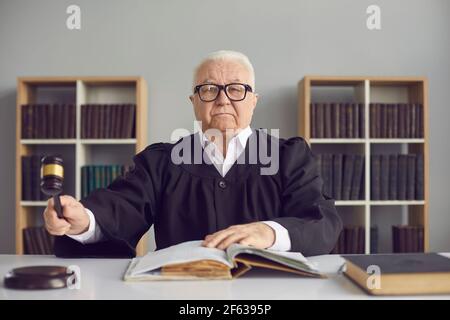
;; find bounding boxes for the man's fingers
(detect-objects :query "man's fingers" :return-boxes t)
[217,232,247,250]
[47,224,71,236]
[239,236,252,246]
[44,208,70,229]
[203,228,236,248]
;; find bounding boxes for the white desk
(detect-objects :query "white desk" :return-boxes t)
[1,254,449,300]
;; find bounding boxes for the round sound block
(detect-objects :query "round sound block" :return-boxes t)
[4,266,71,290]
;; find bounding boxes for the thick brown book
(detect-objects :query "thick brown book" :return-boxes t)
[331,102,340,138]
[342,154,354,200]
[406,154,416,200]
[380,154,390,200]
[333,154,343,200]
[343,253,450,295]
[416,154,424,200]
[392,104,399,138]
[411,103,417,139]
[350,155,364,200]
[397,154,408,200]
[405,103,411,138]
[86,104,93,138]
[388,155,398,200]
[387,104,393,138]
[352,103,359,139]
[93,104,100,139]
[339,103,346,138]
[418,103,424,138]
[392,226,399,253]
[316,103,324,138]
[310,103,316,138]
[346,103,353,138]
[324,103,332,138]
[398,103,405,138]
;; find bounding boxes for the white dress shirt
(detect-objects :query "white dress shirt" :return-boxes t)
[69,126,291,251]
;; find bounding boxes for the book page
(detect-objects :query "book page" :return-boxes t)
[226,244,321,274]
[128,240,233,277]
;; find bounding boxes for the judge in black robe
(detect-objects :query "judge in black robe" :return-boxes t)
[53,51,342,258]
[55,129,342,257]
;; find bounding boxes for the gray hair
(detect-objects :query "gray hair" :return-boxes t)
[193,50,255,91]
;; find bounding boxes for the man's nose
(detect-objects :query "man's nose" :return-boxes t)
[215,88,231,105]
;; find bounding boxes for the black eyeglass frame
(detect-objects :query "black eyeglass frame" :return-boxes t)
[194,83,253,102]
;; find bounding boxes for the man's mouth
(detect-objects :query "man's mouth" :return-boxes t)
[213,113,233,116]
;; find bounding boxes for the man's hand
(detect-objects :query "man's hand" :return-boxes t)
[43,195,90,236]
[202,222,275,250]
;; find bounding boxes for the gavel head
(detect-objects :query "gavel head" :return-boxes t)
[40,156,64,197]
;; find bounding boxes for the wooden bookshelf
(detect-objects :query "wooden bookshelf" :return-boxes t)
[299,76,429,254]
[16,76,148,256]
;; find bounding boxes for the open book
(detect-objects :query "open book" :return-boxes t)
[124,240,324,280]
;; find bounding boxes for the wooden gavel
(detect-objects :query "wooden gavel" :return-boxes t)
[40,156,64,219]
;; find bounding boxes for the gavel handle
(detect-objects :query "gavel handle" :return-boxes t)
[53,194,64,219]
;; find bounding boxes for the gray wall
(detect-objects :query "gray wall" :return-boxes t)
[1,0,449,253]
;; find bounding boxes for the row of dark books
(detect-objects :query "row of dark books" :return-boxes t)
[371,154,424,200]
[331,226,378,254]
[82,165,130,198]
[317,154,365,200]
[22,155,130,201]
[370,103,423,138]
[21,104,76,139]
[392,225,424,253]
[21,155,50,201]
[23,226,54,255]
[310,103,365,138]
[81,104,136,139]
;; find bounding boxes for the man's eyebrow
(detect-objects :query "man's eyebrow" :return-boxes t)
[200,79,243,84]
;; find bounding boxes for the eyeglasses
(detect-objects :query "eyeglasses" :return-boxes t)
[194,83,253,102]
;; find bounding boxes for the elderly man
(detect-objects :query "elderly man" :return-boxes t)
[44,50,342,257]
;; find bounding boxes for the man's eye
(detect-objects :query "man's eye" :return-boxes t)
[228,86,244,93]
[202,86,216,92]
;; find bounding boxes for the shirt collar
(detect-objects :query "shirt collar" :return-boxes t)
[199,126,253,150]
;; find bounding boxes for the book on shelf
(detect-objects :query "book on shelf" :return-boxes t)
[392,225,424,253]
[370,153,424,201]
[23,226,54,255]
[81,103,136,139]
[123,240,324,281]
[310,102,365,138]
[369,103,423,138]
[81,164,130,198]
[317,153,364,200]
[343,253,450,295]
[331,226,378,254]
[21,104,76,139]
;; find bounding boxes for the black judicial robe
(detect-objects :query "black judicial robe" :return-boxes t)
[54,129,342,258]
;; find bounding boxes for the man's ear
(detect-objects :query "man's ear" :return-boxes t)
[252,93,259,109]
[189,95,194,103]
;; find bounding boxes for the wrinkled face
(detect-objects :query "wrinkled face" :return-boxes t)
[189,59,258,134]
